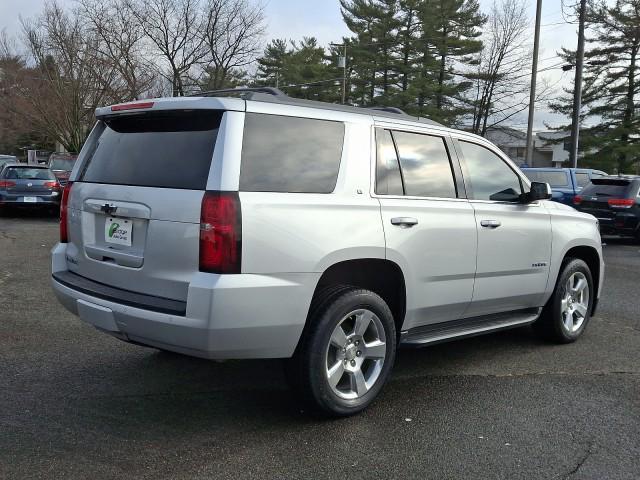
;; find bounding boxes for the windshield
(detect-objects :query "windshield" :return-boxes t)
[50,158,76,171]
[3,167,56,180]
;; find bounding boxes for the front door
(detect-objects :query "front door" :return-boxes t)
[454,139,552,317]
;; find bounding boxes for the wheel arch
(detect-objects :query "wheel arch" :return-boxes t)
[297,258,407,350]
[561,245,602,315]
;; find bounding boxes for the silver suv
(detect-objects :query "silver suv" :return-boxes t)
[52,88,604,416]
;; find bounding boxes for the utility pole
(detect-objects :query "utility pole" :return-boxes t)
[331,43,348,104]
[525,0,543,167]
[570,0,588,168]
[342,44,347,105]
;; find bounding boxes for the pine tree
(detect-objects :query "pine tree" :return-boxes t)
[415,0,485,124]
[340,0,384,104]
[394,0,423,109]
[550,0,640,173]
[255,38,341,102]
[285,37,341,102]
[255,39,289,88]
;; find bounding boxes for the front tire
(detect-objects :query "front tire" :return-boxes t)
[287,287,397,417]
[534,258,594,343]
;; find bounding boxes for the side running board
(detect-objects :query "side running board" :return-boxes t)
[400,308,542,347]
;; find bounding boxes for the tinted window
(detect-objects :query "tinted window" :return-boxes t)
[459,141,522,201]
[240,114,344,193]
[574,173,590,187]
[375,129,403,195]
[3,167,55,180]
[392,131,456,198]
[524,170,569,187]
[581,180,632,197]
[50,158,76,171]
[80,111,221,190]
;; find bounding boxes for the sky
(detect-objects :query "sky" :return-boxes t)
[0,0,586,130]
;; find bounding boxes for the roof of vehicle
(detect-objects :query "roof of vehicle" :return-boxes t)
[97,87,446,128]
[590,176,640,184]
[2,163,49,169]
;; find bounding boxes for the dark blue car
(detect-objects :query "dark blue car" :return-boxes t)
[0,164,62,212]
[521,168,608,205]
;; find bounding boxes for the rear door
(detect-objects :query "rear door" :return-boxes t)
[65,110,223,302]
[375,125,477,330]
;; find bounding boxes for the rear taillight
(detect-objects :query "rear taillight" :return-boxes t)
[0,180,16,188]
[573,195,582,206]
[608,198,635,208]
[44,181,60,189]
[60,182,73,243]
[199,191,241,274]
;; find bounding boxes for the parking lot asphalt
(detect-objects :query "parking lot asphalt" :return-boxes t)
[1,212,639,480]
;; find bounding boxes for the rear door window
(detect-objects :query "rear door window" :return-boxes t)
[375,129,404,196]
[79,111,222,190]
[391,131,457,198]
[240,114,345,193]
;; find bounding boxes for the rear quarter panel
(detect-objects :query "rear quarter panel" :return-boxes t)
[239,110,385,275]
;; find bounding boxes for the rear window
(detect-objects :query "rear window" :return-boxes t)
[50,158,76,171]
[3,167,55,180]
[574,172,591,187]
[79,111,222,190]
[523,170,569,187]
[581,179,632,197]
[240,113,344,193]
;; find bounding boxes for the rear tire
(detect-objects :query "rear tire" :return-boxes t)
[287,287,396,417]
[534,258,594,343]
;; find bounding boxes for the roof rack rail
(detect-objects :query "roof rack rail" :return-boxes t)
[368,106,408,115]
[189,87,288,98]
[186,88,444,127]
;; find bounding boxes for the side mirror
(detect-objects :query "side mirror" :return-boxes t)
[524,182,552,203]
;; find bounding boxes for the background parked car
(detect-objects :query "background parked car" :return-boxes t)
[0,155,19,170]
[0,164,62,213]
[573,176,640,242]
[48,153,78,186]
[521,167,607,205]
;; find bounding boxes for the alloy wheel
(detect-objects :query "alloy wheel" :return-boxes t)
[325,309,387,400]
[561,271,590,333]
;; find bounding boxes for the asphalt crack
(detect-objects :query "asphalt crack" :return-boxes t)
[562,443,596,479]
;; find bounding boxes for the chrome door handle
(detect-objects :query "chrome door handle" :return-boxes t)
[391,217,418,227]
[480,220,502,229]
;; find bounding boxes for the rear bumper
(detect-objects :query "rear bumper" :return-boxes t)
[0,192,60,206]
[51,243,319,359]
[593,213,639,237]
